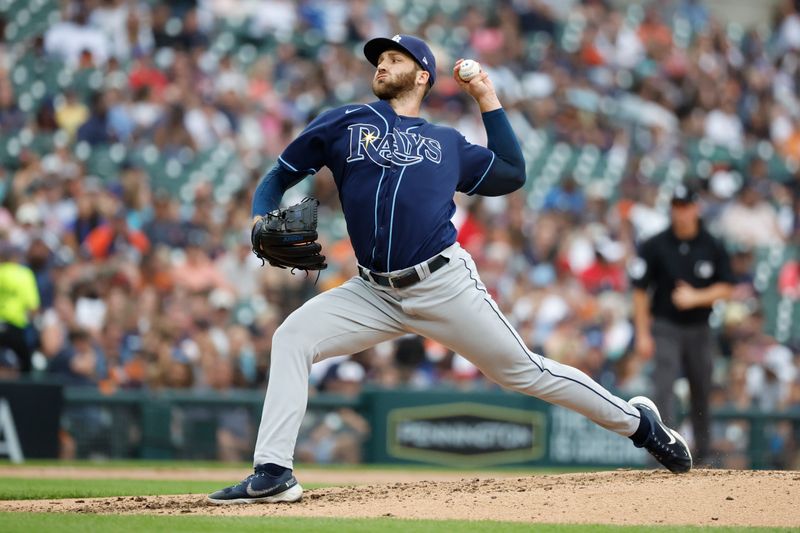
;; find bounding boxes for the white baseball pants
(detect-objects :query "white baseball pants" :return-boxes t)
[253,243,641,468]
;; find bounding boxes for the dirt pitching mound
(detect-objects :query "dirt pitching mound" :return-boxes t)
[1,469,798,526]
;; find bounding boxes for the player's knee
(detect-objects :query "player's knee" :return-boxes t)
[272,320,314,355]
[495,366,539,393]
[497,377,527,393]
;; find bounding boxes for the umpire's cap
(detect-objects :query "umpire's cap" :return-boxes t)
[364,34,436,87]
[671,183,699,204]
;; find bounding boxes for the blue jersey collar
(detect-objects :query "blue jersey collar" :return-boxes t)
[372,100,426,125]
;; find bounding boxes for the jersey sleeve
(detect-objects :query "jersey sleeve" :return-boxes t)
[278,109,336,174]
[454,134,496,194]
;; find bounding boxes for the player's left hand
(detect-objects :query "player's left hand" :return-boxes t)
[251,198,327,271]
[671,281,699,310]
[452,59,501,111]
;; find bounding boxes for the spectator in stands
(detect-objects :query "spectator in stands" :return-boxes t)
[47,327,106,385]
[185,95,233,151]
[776,0,800,53]
[778,254,800,299]
[729,247,758,302]
[152,103,197,155]
[0,77,25,134]
[579,238,627,294]
[178,8,210,52]
[637,4,672,58]
[77,91,115,145]
[392,336,431,388]
[718,180,786,248]
[82,206,150,261]
[105,86,136,143]
[44,3,110,68]
[171,233,232,293]
[55,89,89,140]
[128,54,168,97]
[542,176,586,218]
[65,178,104,249]
[216,235,263,299]
[142,191,185,248]
[32,98,59,136]
[704,97,745,149]
[26,236,56,310]
[150,3,178,50]
[208,355,253,462]
[746,342,797,411]
[296,360,370,464]
[9,202,43,250]
[708,380,750,469]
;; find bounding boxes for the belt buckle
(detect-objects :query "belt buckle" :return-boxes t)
[387,275,398,289]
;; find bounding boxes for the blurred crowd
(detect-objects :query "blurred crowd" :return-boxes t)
[1,0,800,466]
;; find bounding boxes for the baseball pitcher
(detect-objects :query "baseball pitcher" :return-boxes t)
[208,34,691,505]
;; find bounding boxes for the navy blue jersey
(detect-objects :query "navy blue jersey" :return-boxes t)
[278,100,497,272]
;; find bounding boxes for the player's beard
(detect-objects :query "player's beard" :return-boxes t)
[372,68,418,100]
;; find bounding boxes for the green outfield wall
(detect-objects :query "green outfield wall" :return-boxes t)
[10,386,784,469]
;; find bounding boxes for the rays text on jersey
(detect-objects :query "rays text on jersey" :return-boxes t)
[346,124,442,167]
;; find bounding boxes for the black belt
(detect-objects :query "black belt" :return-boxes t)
[359,255,449,289]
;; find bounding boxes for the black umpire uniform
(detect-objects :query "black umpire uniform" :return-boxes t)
[630,184,734,463]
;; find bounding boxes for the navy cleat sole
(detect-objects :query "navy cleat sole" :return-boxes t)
[629,395,692,474]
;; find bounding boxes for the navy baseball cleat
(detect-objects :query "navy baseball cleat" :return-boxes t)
[629,396,692,474]
[207,465,303,504]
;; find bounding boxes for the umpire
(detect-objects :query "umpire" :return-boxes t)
[630,184,734,464]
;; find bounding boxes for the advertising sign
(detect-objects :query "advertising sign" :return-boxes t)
[386,401,546,467]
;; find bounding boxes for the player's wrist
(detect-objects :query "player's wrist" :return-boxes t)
[477,95,502,113]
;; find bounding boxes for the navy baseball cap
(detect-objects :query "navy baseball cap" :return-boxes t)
[364,34,436,87]
[671,184,699,204]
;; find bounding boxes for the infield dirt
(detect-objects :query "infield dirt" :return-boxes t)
[0,467,798,527]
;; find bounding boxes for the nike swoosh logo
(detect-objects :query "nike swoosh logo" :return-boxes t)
[345,108,362,114]
[246,481,286,497]
[666,431,677,445]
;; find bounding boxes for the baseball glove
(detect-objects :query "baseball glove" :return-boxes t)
[251,197,327,271]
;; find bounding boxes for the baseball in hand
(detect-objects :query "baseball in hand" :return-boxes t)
[458,59,481,81]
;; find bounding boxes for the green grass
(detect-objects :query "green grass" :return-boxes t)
[0,514,790,533]
[0,477,326,500]
[0,459,605,475]
[0,459,253,469]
